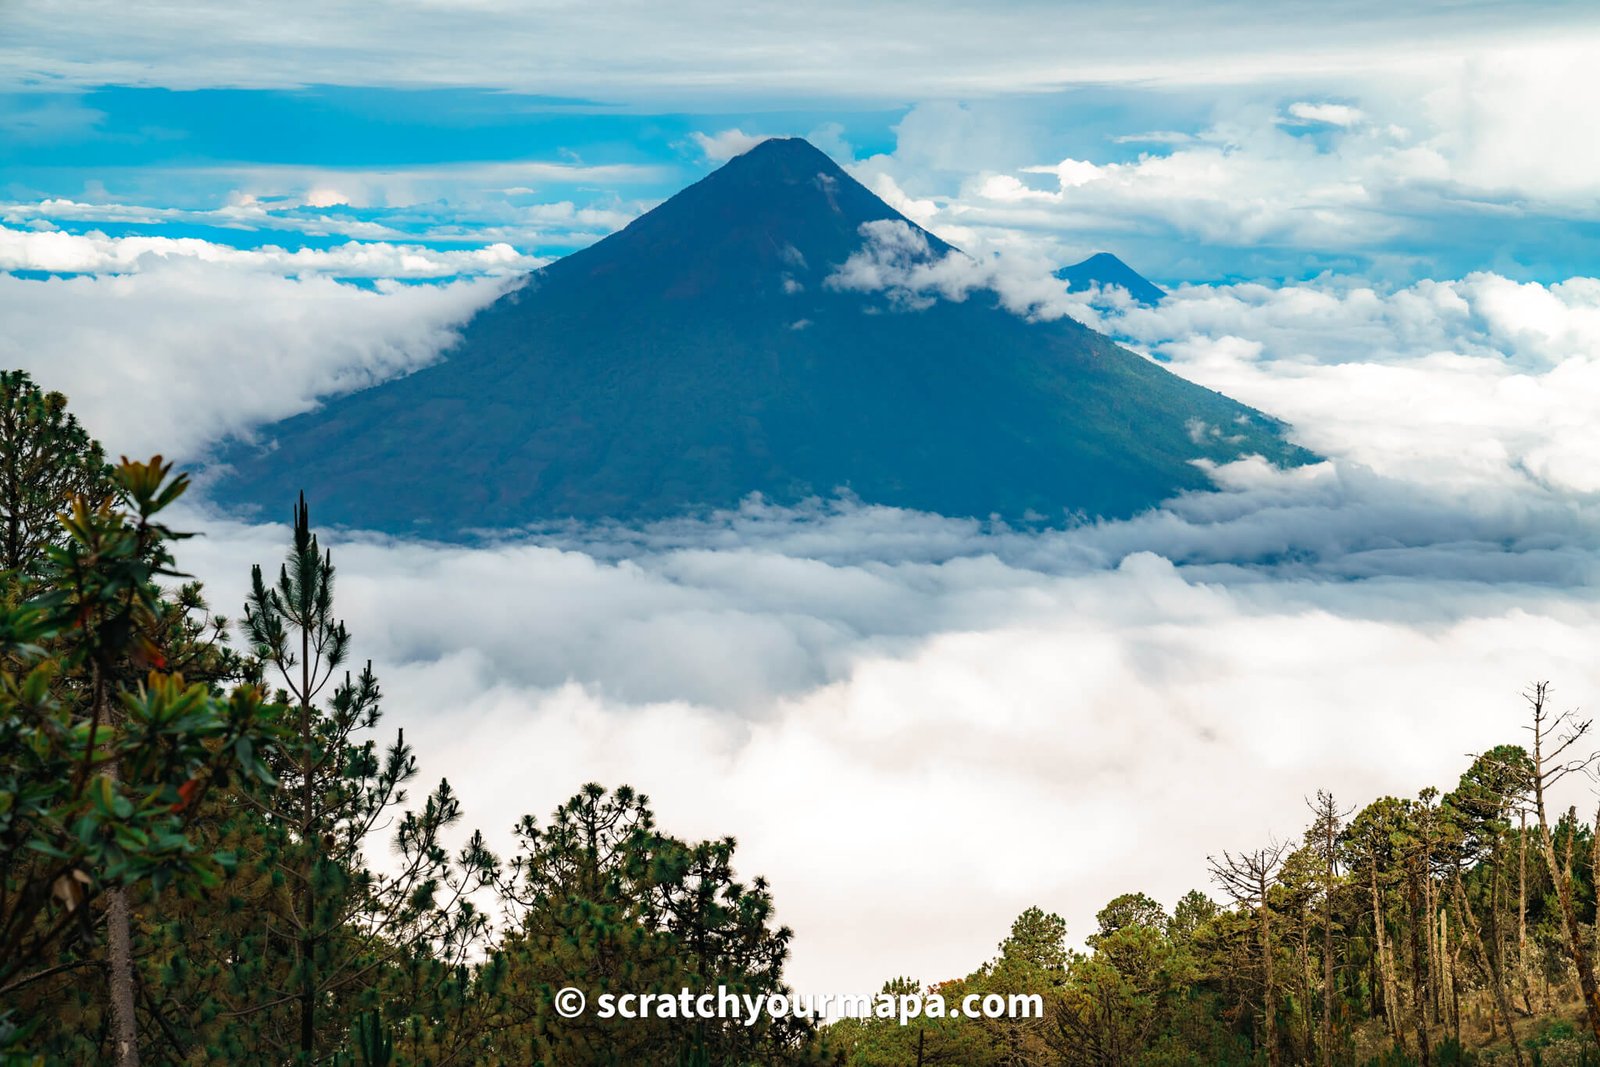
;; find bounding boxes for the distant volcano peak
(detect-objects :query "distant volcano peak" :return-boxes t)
[1057,251,1166,305]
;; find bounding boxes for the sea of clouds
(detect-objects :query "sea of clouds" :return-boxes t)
[6,236,1600,994]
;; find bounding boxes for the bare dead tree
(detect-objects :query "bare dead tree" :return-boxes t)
[1211,842,1290,1067]
[1523,682,1600,1047]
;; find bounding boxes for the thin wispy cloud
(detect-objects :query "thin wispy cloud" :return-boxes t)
[7,1,1597,101]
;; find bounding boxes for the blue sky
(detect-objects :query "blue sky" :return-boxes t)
[7,2,1600,284]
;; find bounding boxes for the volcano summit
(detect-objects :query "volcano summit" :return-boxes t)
[211,138,1310,534]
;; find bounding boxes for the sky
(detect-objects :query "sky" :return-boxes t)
[7,0,1600,999]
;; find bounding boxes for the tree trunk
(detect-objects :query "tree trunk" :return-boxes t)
[1592,803,1600,968]
[1300,919,1314,1064]
[1410,868,1431,1067]
[299,626,317,1061]
[1323,816,1336,1067]
[1445,914,1461,1047]
[1370,859,1402,1045]
[1261,871,1279,1067]
[1518,816,1535,1013]
[1422,804,1440,1025]
[97,669,140,1067]
[106,884,140,1067]
[1452,874,1524,1067]
[1533,735,1600,1045]
[1529,799,1600,1043]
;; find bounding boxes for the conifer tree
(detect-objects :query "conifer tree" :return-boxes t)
[494,783,815,1064]
[238,495,491,1063]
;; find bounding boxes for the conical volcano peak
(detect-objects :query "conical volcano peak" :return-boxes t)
[721,136,843,174]
[549,135,942,299]
[1057,251,1166,305]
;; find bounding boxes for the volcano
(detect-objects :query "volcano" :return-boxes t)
[211,138,1310,534]
[1057,252,1166,306]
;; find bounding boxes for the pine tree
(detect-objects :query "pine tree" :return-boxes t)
[237,495,491,1063]
[493,783,815,1064]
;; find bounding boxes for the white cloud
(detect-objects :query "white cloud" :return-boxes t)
[690,128,769,163]
[845,45,1600,281]
[6,1,1596,104]
[1098,275,1600,495]
[169,496,1600,999]
[2,193,645,249]
[190,160,669,207]
[1286,101,1365,126]
[829,225,1600,502]
[0,265,506,458]
[0,224,544,278]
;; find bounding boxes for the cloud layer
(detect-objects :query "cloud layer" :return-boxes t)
[8,1,1596,103]
[0,265,504,458]
[0,224,544,278]
[172,499,1600,999]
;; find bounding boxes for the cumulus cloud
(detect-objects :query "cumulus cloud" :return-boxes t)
[3,193,644,247]
[1285,101,1365,127]
[831,222,1600,501]
[827,219,1098,318]
[168,495,1600,998]
[1094,276,1600,496]
[844,44,1600,282]
[691,128,770,163]
[0,265,506,458]
[916,118,1424,259]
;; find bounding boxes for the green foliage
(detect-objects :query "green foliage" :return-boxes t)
[0,393,818,1063]
[1092,892,1169,946]
[492,782,820,1065]
[0,458,277,992]
[204,493,496,1063]
[335,1012,395,1067]
[0,369,111,579]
